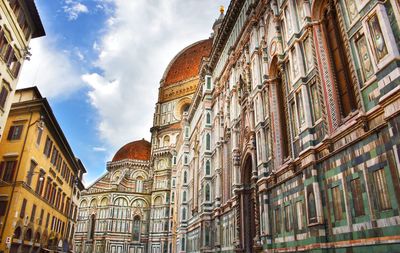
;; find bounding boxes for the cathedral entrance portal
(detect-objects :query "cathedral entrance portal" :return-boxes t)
[239,156,256,253]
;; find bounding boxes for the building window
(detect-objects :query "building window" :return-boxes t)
[26,160,37,186]
[307,191,316,222]
[1,160,17,183]
[205,184,211,202]
[205,133,211,151]
[350,178,365,217]
[181,207,186,221]
[332,185,343,221]
[206,75,212,90]
[183,171,187,184]
[182,191,187,202]
[7,125,23,140]
[30,204,36,222]
[36,125,43,146]
[132,216,141,241]
[368,14,388,62]
[136,177,143,193]
[0,85,9,109]
[290,100,298,136]
[371,168,391,211]
[206,112,211,125]
[20,198,27,219]
[205,160,211,175]
[43,137,53,157]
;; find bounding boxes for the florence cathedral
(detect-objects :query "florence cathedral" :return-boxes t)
[74,0,400,252]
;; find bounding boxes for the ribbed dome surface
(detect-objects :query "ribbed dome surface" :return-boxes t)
[112,139,151,162]
[163,38,212,86]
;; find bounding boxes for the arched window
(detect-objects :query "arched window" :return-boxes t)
[136,176,143,193]
[171,192,175,202]
[132,216,141,241]
[24,229,32,241]
[154,196,163,205]
[163,135,170,147]
[80,200,88,208]
[206,112,211,125]
[89,214,95,240]
[205,184,211,202]
[90,199,97,208]
[308,191,317,222]
[182,191,187,202]
[183,171,187,184]
[205,133,211,151]
[205,160,211,175]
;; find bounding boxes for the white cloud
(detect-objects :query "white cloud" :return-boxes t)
[93,146,107,152]
[63,0,89,20]
[82,0,230,152]
[18,38,84,98]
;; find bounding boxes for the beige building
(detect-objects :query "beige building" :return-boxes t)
[0,87,85,253]
[0,0,45,141]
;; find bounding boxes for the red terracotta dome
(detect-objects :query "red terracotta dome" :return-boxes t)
[162,38,213,87]
[112,139,151,162]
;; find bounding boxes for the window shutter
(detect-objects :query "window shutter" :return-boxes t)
[7,126,14,140]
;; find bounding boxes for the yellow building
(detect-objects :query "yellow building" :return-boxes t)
[0,87,85,253]
[0,0,45,141]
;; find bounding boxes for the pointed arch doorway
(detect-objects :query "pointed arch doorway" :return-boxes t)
[239,155,256,252]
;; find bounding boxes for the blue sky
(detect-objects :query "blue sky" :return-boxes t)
[19,0,230,185]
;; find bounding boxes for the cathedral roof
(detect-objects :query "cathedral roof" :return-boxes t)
[161,38,213,87]
[112,139,151,162]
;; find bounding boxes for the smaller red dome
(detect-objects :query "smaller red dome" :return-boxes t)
[112,139,151,162]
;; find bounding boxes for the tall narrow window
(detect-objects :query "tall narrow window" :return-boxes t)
[136,177,143,193]
[205,160,211,175]
[26,160,37,187]
[332,186,343,221]
[350,178,365,217]
[30,204,36,222]
[205,184,211,202]
[308,191,316,222]
[183,171,187,184]
[181,208,186,221]
[205,133,211,151]
[371,168,391,211]
[182,191,187,202]
[20,198,27,219]
[132,216,141,241]
[2,160,17,183]
[206,112,211,125]
[323,5,357,117]
[0,86,9,109]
